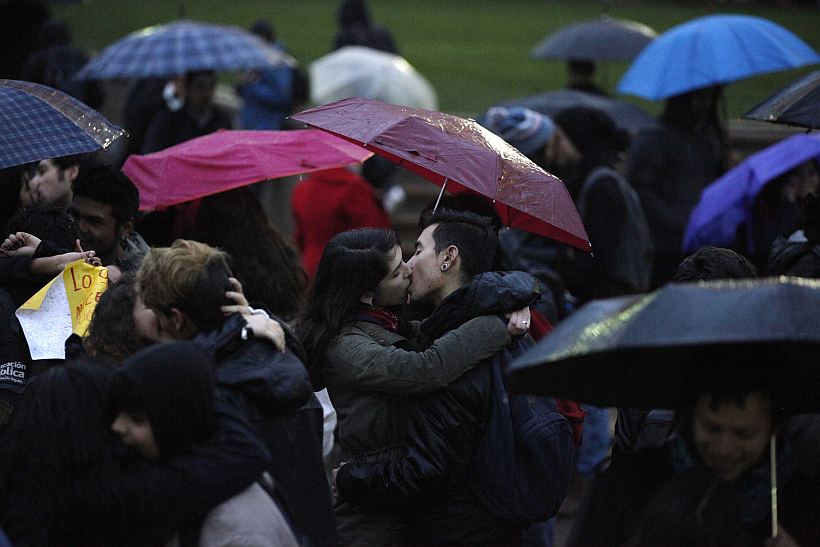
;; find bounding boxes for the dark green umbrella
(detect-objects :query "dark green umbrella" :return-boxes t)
[508,277,820,413]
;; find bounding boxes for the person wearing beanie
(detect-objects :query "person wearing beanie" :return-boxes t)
[480,106,580,182]
[111,342,300,546]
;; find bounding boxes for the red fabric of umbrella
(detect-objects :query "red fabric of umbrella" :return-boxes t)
[122,129,374,210]
[291,97,589,251]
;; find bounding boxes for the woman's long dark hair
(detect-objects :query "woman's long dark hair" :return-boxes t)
[296,228,398,388]
[0,360,120,546]
[84,275,152,363]
[189,187,308,321]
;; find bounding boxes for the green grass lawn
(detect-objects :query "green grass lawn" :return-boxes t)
[54,0,820,118]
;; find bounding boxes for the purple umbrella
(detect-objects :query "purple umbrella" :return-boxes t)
[683,133,820,252]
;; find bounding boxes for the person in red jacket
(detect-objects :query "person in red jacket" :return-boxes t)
[292,167,392,277]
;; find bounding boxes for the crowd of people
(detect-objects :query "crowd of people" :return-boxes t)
[1,1,820,546]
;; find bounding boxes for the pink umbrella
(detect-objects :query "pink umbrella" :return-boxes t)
[122,129,374,210]
[291,97,589,251]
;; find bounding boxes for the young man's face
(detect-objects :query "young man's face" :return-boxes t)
[69,196,126,264]
[692,391,774,481]
[406,223,447,305]
[30,159,76,209]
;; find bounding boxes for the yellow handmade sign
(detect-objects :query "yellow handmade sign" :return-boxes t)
[16,259,109,360]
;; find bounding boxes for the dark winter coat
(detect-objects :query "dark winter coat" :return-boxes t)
[196,314,336,547]
[325,315,511,457]
[627,124,724,285]
[141,105,233,154]
[767,230,820,278]
[566,166,653,302]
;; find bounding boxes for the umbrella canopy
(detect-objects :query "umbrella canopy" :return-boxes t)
[683,133,820,252]
[122,129,373,210]
[531,16,657,62]
[76,20,291,80]
[508,278,820,413]
[744,70,820,130]
[0,79,125,170]
[618,14,820,100]
[292,97,590,251]
[498,89,659,134]
[309,46,438,110]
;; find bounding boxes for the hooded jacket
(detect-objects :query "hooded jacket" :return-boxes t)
[195,314,336,547]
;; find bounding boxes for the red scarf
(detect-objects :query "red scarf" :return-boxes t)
[358,308,400,332]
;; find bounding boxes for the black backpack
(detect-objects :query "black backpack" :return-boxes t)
[469,339,574,523]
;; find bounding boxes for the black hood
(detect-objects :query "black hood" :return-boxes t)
[112,341,216,460]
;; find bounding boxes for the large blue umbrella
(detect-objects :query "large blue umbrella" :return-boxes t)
[683,133,820,253]
[76,20,290,80]
[0,79,125,170]
[618,14,820,100]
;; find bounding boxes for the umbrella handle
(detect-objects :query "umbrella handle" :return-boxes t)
[771,433,778,538]
[432,178,449,215]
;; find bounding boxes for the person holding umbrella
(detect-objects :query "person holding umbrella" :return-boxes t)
[508,277,820,546]
[627,85,729,287]
[141,70,233,154]
[569,362,817,546]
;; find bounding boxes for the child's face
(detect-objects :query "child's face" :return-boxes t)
[111,412,160,460]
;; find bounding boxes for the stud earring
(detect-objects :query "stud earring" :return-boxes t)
[441,263,449,271]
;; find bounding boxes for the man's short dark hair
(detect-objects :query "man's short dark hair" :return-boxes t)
[6,204,79,250]
[429,208,498,281]
[418,193,502,232]
[673,246,756,282]
[72,164,140,226]
[51,153,93,172]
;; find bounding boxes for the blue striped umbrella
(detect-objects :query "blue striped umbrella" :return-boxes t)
[0,79,125,169]
[76,20,291,80]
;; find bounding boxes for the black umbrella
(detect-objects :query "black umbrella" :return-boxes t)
[508,278,820,413]
[497,89,659,134]
[744,70,820,130]
[531,16,657,62]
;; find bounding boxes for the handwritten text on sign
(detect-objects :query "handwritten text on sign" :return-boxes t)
[64,262,109,336]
